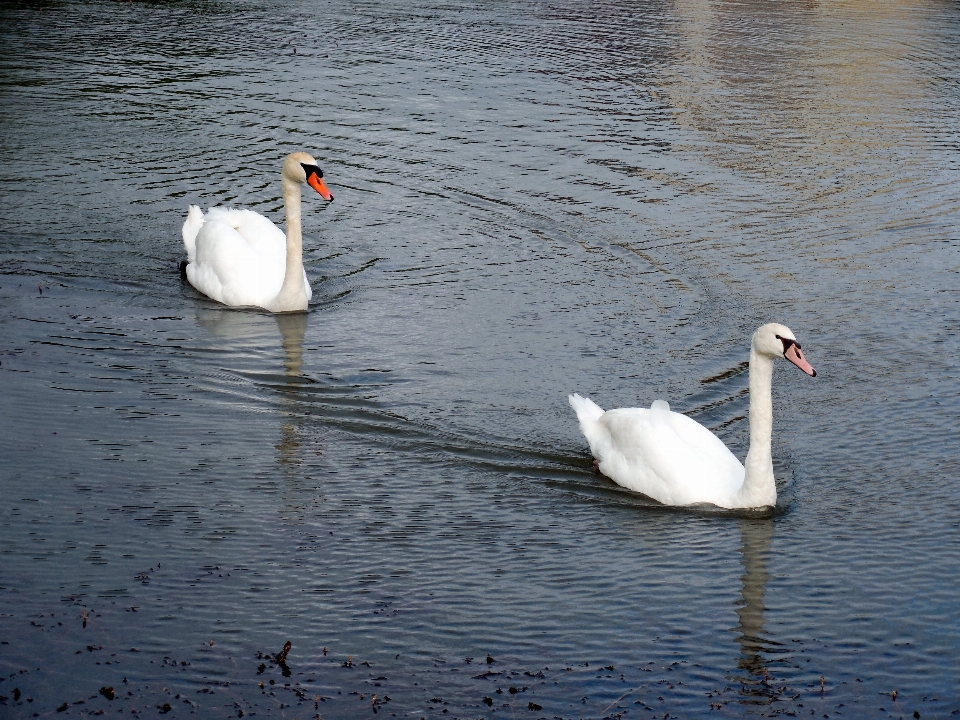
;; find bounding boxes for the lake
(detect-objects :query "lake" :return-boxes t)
[1,0,958,718]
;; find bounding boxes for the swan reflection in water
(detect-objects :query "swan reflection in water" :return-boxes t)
[273,312,309,469]
[732,517,778,705]
[193,307,310,469]
[193,307,780,707]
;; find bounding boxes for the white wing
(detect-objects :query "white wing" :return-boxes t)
[205,208,286,257]
[184,208,311,308]
[574,399,745,507]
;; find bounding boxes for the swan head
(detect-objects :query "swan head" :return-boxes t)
[282,151,334,201]
[752,323,816,377]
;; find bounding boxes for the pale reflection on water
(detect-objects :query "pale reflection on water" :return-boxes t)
[194,308,311,468]
[275,313,309,469]
[734,519,774,702]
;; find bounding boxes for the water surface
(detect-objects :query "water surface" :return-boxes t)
[1,0,959,718]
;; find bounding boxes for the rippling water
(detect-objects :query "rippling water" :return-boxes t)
[1,0,959,717]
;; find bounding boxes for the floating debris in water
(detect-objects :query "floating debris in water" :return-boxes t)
[276,641,292,677]
[0,601,937,717]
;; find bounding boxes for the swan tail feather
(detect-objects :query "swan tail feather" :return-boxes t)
[569,393,607,456]
[182,205,205,262]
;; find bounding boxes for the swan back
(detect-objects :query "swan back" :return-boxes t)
[598,405,744,506]
[205,207,286,257]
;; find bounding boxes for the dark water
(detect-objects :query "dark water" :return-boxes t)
[1,0,959,717]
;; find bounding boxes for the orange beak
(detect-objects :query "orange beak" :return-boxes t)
[307,172,334,201]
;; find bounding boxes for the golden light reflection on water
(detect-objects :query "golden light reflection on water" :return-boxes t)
[665,0,938,196]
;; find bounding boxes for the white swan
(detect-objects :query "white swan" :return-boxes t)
[180,152,334,313]
[569,323,816,510]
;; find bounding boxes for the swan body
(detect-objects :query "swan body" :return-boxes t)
[181,152,333,313]
[569,323,816,510]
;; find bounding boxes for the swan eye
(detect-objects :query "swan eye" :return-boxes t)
[778,336,799,354]
[300,163,323,179]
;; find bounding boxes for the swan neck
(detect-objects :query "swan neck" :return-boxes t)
[740,346,776,507]
[269,177,307,312]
